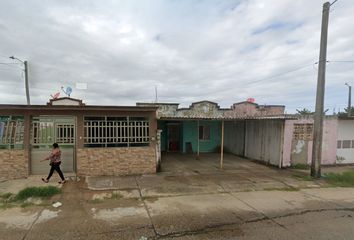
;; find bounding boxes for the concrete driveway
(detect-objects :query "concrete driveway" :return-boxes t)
[87,153,324,198]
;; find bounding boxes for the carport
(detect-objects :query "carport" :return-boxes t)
[158,117,291,172]
[138,100,291,172]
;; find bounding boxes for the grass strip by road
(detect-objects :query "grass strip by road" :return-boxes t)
[15,186,61,200]
[324,171,354,187]
[0,186,61,209]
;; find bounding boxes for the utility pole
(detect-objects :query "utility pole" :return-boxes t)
[311,2,330,178]
[9,56,30,105]
[24,61,30,105]
[345,83,351,117]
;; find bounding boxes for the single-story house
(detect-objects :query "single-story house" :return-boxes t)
[137,100,292,169]
[0,97,158,180]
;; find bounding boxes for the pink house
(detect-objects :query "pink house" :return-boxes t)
[282,116,338,167]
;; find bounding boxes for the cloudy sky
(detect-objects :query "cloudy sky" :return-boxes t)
[0,0,353,113]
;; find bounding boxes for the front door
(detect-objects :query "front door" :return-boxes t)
[30,116,75,175]
[167,123,180,152]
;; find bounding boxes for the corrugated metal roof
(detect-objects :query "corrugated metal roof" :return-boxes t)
[159,115,297,121]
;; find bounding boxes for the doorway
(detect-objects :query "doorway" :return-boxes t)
[30,116,76,174]
[167,123,181,152]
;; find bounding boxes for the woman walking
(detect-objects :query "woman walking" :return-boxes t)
[41,143,66,184]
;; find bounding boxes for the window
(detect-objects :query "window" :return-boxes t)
[293,124,313,140]
[0,116,24,149]
[84,116,149,147]
[342,140,351,149]
[337,140,342,149]
[199,125,210,140]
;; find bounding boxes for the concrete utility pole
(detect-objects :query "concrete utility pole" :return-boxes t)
[24,61,30,105]
[311,2,330,178]
[9,56,30,105]
[345,83,351,117]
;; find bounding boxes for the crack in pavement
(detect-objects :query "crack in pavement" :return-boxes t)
[21,208,44,240]
[150,207,354,239]
[135,176,159,238]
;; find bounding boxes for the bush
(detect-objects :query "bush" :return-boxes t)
[15,186,61,201]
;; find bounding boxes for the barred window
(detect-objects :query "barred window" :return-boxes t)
[0,116,24,149]
[84,116,150,147]
[31,117,75,145]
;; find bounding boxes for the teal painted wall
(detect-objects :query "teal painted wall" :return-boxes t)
[182,121,221,153]
[158,121,168,151]
[159,120,221,153]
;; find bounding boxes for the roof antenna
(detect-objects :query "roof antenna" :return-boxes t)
[155,85,158,103]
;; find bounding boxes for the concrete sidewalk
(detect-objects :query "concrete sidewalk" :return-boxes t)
[0,174,77,194]
[1,180,354,240]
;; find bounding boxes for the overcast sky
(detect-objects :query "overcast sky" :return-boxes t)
[0,0,353,113]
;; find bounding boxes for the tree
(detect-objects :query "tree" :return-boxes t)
[338,107,354,117]
[296,108,314,115]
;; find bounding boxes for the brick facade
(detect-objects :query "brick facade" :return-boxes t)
[77,147,156,176]
[0,150,28,180]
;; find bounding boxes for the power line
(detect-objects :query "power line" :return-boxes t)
[0,62,23,70]
[330,0,339,6]
[328,60,354,63]
[0,62,21,65]
[244,63,314,85]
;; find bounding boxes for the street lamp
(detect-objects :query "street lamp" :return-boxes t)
[345,83,351,117]
[9,56,30,105]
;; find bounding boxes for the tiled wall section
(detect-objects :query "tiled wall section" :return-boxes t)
[77,147,156,176]
[0,150,28,180]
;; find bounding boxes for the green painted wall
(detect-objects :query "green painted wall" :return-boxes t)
[182,121,221,153]
[159,120,221,153]
[158,121,168,151]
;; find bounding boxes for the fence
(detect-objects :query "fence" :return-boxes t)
[84,116,150,147]
[0,119,24,149]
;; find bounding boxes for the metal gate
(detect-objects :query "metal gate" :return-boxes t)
[30,116,76,175]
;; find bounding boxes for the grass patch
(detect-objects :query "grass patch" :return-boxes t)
[15,186,61,201]
[264,187,300,192]
[0,192,13,199]
[20,202,34,208]
[291,164,310,170]
[324,171,354,187]
[111,192,123,199]
[89,199,103,204]
[292,173,314,181]
[0,203,14,209]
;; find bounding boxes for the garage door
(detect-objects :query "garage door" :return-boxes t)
[30,116,75,175]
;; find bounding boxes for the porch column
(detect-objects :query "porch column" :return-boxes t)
[196,120,200,159]
[220,120,224,169]
[24,113,31,175]
[76,114,84,148]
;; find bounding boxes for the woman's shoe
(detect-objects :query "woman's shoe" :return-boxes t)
[41,178,49,183]
[58,180,66,184]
